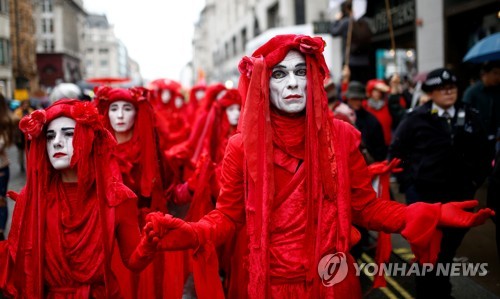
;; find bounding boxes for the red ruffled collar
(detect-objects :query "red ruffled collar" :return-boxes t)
[270,108,305,161]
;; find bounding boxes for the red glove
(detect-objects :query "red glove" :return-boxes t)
[134,231,159,258]
[439,200,495,228]
[145,213,198,251]
[367,158,402,177]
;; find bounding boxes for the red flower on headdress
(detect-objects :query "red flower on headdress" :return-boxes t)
[129,87,148,102]
[238,56,256,78]
[295,36,325,55]
[71,101,100,128]
[94,86,112,103]
[19,110,47,140]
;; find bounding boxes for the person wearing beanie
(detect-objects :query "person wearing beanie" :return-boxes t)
[146,37,493,299]
[345,80,387,162]
[94,87,170,299]
[0,99,163,297]
[390,68,492,298]
[363,79,393,146]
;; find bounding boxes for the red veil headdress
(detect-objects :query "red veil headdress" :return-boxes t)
[93,87,165,211]
[185,89,242,222]
[149,79,185,113]
[187,84,207,124]
[0,99,135,297]
[237,34,358,297]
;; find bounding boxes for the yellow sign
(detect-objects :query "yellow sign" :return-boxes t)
[14,89,30,101]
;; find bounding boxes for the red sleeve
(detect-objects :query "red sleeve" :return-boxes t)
[347,129,442,264]
[349,145,407,232]
[115,199,155,271]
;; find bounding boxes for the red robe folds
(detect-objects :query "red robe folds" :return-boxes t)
[190,119,441,298]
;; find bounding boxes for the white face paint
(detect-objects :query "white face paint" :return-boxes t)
[216,90,227,101]
[108,100,136,133]
[161,90,171,104]
[195,90,205,101]
[269,50,307,113]
[46,116,76,170]
[174,96,184,109]
[225,104,241,126]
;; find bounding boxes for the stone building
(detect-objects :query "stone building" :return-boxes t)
[9,0,38,97]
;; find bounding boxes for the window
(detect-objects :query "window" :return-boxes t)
[294,0,305,25]
[42,18,53,33]
[87,48,94,53]
[232,36,237,56]
[241,28,247,52]
[42,0,53,12]
[100,60,108,66]
[43,39,54,52]
[0,39,4,65]
[267,3,279,29]
[0,0,9,14]
[98,48,109,54]
[43,65,56,75]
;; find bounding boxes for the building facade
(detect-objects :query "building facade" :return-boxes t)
[192,0,342,85]
[83,13,138,82]
[0,0,12,97]
[9,0,38,98]
[34,0,86,88]
[193,0,499,87]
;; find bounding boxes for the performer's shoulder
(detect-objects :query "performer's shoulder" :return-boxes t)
[332,118,361,138]
[228,132,243,146]
[227,133,244,154]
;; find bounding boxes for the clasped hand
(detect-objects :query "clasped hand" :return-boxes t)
[142,212,198,251]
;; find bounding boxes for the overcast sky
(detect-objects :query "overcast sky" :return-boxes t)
[84,0,205,83]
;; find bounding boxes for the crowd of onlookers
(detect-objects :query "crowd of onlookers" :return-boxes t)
[327,60,500,298]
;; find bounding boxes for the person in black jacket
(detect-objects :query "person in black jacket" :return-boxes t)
[346,81,387,161]
[390,68,491,299]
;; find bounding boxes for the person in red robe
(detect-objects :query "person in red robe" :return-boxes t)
[150,79,190,151]
[94,87,171,299]
[162,89,242,298]
[165,83,227,184]
[147,35,494,299]
[0,99,162,298]
[186,84,207,126]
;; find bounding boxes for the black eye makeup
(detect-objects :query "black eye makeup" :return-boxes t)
[272,70,287,79]
[46,131,56,141]
[271,63,306,80]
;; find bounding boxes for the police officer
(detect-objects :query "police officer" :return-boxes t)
[389,68,491,298]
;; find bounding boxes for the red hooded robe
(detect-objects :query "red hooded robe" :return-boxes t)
[94,88,169,299]
[183,35,443,299]
[0,100,156,298]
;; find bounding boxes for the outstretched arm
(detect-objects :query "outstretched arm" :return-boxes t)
[349,134,494,264]
[115,199,158,272]
[146,134,246,251]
